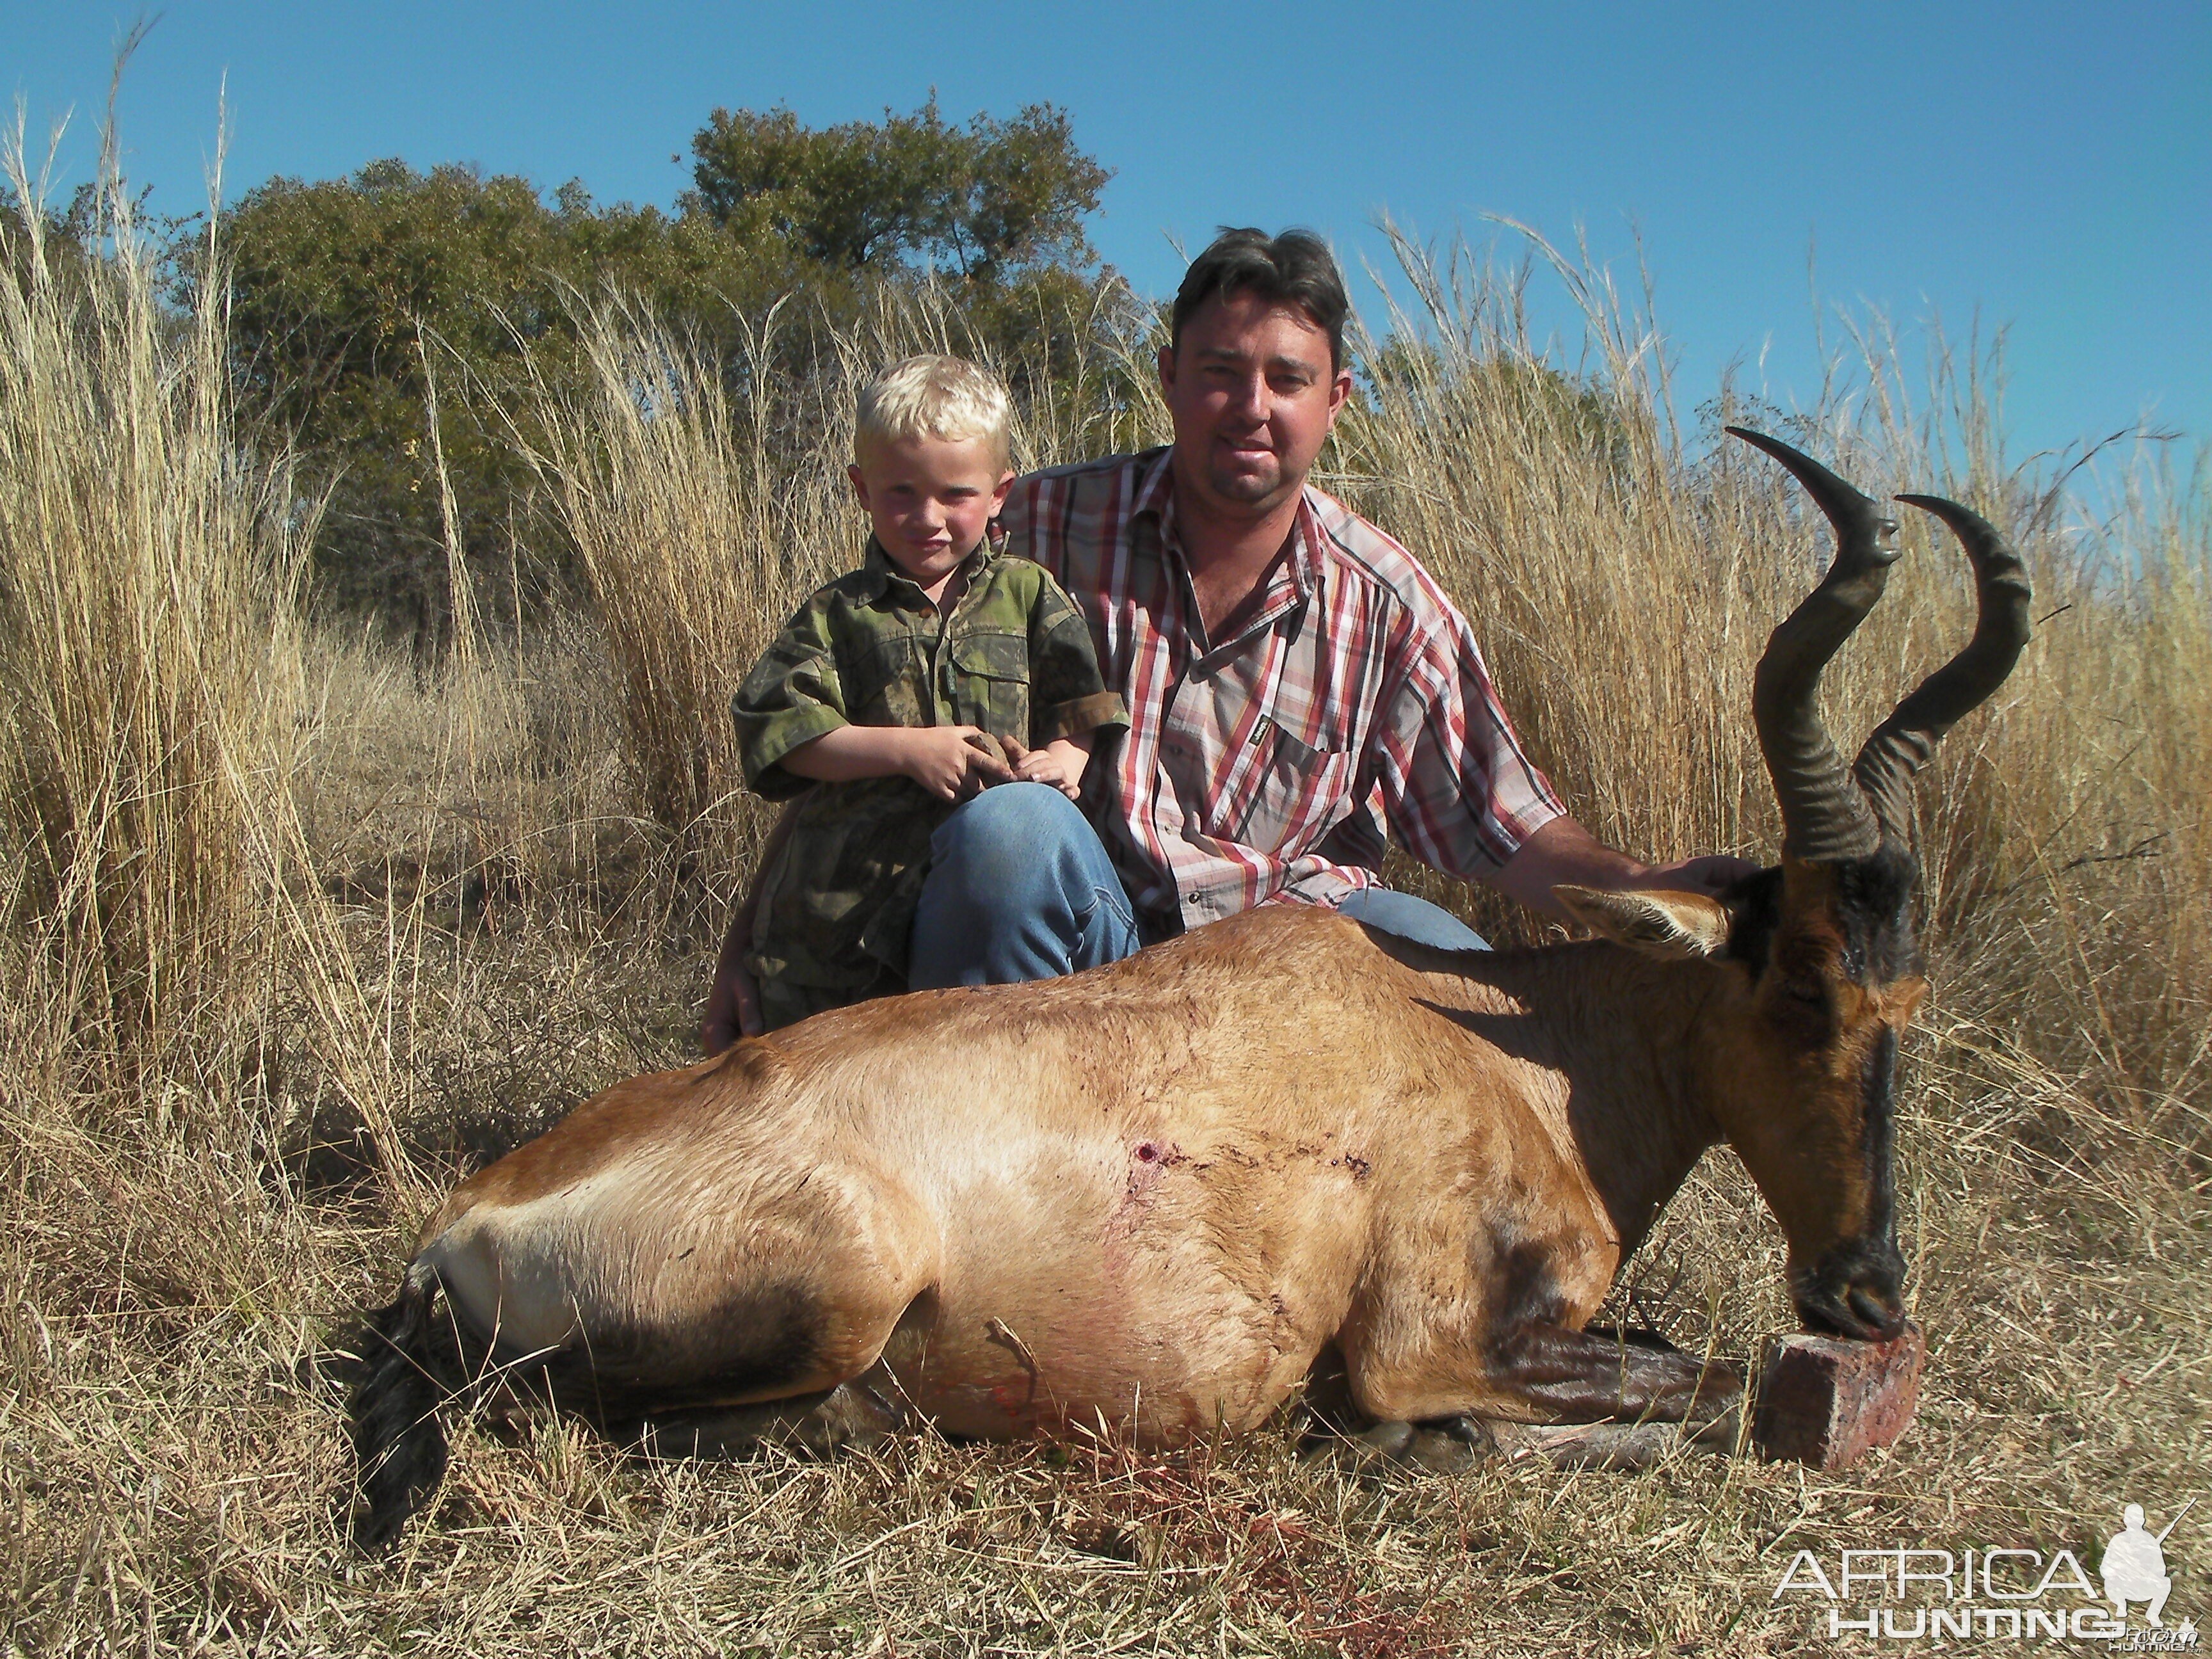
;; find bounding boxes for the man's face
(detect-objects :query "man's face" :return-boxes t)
[847,431,1013,595]
[1158,290,1351,522]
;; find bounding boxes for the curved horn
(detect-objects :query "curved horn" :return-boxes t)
[1850,495,2033,843]
[1729,426,1897,862]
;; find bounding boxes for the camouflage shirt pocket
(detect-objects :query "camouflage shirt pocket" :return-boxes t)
[839,635,930,727]
[948,631,1032,742]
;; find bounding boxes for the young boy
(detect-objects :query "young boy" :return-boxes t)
[730,355,1127,1032]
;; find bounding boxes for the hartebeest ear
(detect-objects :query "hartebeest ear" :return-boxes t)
[1552,885,1733,959]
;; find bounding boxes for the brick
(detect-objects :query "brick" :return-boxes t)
[1752,1322,1925,1470]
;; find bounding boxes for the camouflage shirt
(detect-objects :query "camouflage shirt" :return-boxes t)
[733,537,1127,1029]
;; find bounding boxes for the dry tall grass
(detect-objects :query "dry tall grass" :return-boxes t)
[516,282,1162,894]
[0,143,307,1094]
[2,187,2204,1655]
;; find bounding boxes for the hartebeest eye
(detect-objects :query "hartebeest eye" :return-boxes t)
[1768,934,1836,1009]
[1762,966,1838,1045]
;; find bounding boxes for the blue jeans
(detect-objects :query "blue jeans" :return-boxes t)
[1334,885,1490,952]
[906,783,1486,990]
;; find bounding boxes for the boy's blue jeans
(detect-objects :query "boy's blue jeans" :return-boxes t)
[906,782,1486,990]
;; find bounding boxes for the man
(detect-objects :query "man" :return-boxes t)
[703,227,1750,1048]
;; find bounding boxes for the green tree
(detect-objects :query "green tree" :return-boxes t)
[684,98,1110,283]
[3,182,103,305]
[201,103,1116,644]
[209,160,796,642]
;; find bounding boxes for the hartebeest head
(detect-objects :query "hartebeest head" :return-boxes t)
[1562,429,2030,1340]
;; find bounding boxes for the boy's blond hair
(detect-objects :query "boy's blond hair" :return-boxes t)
[854,354,1013,472]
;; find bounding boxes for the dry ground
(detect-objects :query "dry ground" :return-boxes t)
[6,613,2203,1658]
[3,182,2205,1656]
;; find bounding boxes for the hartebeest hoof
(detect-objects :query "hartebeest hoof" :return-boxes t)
[1299,1414,1499,1474]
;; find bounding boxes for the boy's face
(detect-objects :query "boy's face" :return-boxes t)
[849,431,1013,593]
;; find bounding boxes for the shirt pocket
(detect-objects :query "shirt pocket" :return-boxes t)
[838,636,929,726]
[948,631,1032,742]
[1227,717,1356,855]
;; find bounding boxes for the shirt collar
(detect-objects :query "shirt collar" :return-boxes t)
[1130,445,1178,524]
[1135,447,1324,609]
[851,533,998,605]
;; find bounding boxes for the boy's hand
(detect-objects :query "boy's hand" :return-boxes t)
[1009,736,1083,799]
[1005,734,1091,801]
[901,725,1014,801]
[701,955,762,1050]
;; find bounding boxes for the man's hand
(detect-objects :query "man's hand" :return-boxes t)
[1492,816,1763,919]
[1639,853,1765,899]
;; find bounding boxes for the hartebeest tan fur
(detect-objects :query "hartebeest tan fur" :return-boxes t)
[348,432,2031,1548]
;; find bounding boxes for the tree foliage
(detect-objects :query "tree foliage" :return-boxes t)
[3,182,105,308]
[198,102,1114,644]
[211,161,813,639]
[685,98,1110,282]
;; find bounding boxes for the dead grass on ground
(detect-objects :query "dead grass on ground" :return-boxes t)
[1,160,2205,1656]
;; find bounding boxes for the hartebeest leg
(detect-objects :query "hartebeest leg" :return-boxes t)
[637,1358,908,1459]
[1470,1324,1742,1470]
[623,1288,942,1459]
[424,1141,947,1452]
[1311,1327,1740,1471]
[1327,1192,1743,1470]
[1484,1322,1740,1422]
[1351,1319,1738,1426]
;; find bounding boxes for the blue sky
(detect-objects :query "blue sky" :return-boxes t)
[11,1,2208,461]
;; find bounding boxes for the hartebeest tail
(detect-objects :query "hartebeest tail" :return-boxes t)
[347,1263,450,1551]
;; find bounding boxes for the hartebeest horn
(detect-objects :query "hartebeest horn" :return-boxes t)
[1729,426,1896,863]
[1850,495,2033,844]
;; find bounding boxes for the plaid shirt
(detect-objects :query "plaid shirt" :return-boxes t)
[998,447,1563,931]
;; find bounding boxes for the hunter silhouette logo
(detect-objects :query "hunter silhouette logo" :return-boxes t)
[1771,1497,2197,1645]
[2104,1503,2181,1627]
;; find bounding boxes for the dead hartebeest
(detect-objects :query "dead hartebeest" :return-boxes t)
[348,431,2030,1548]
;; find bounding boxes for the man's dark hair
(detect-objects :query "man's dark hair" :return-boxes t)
[1171,227,1349,371]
